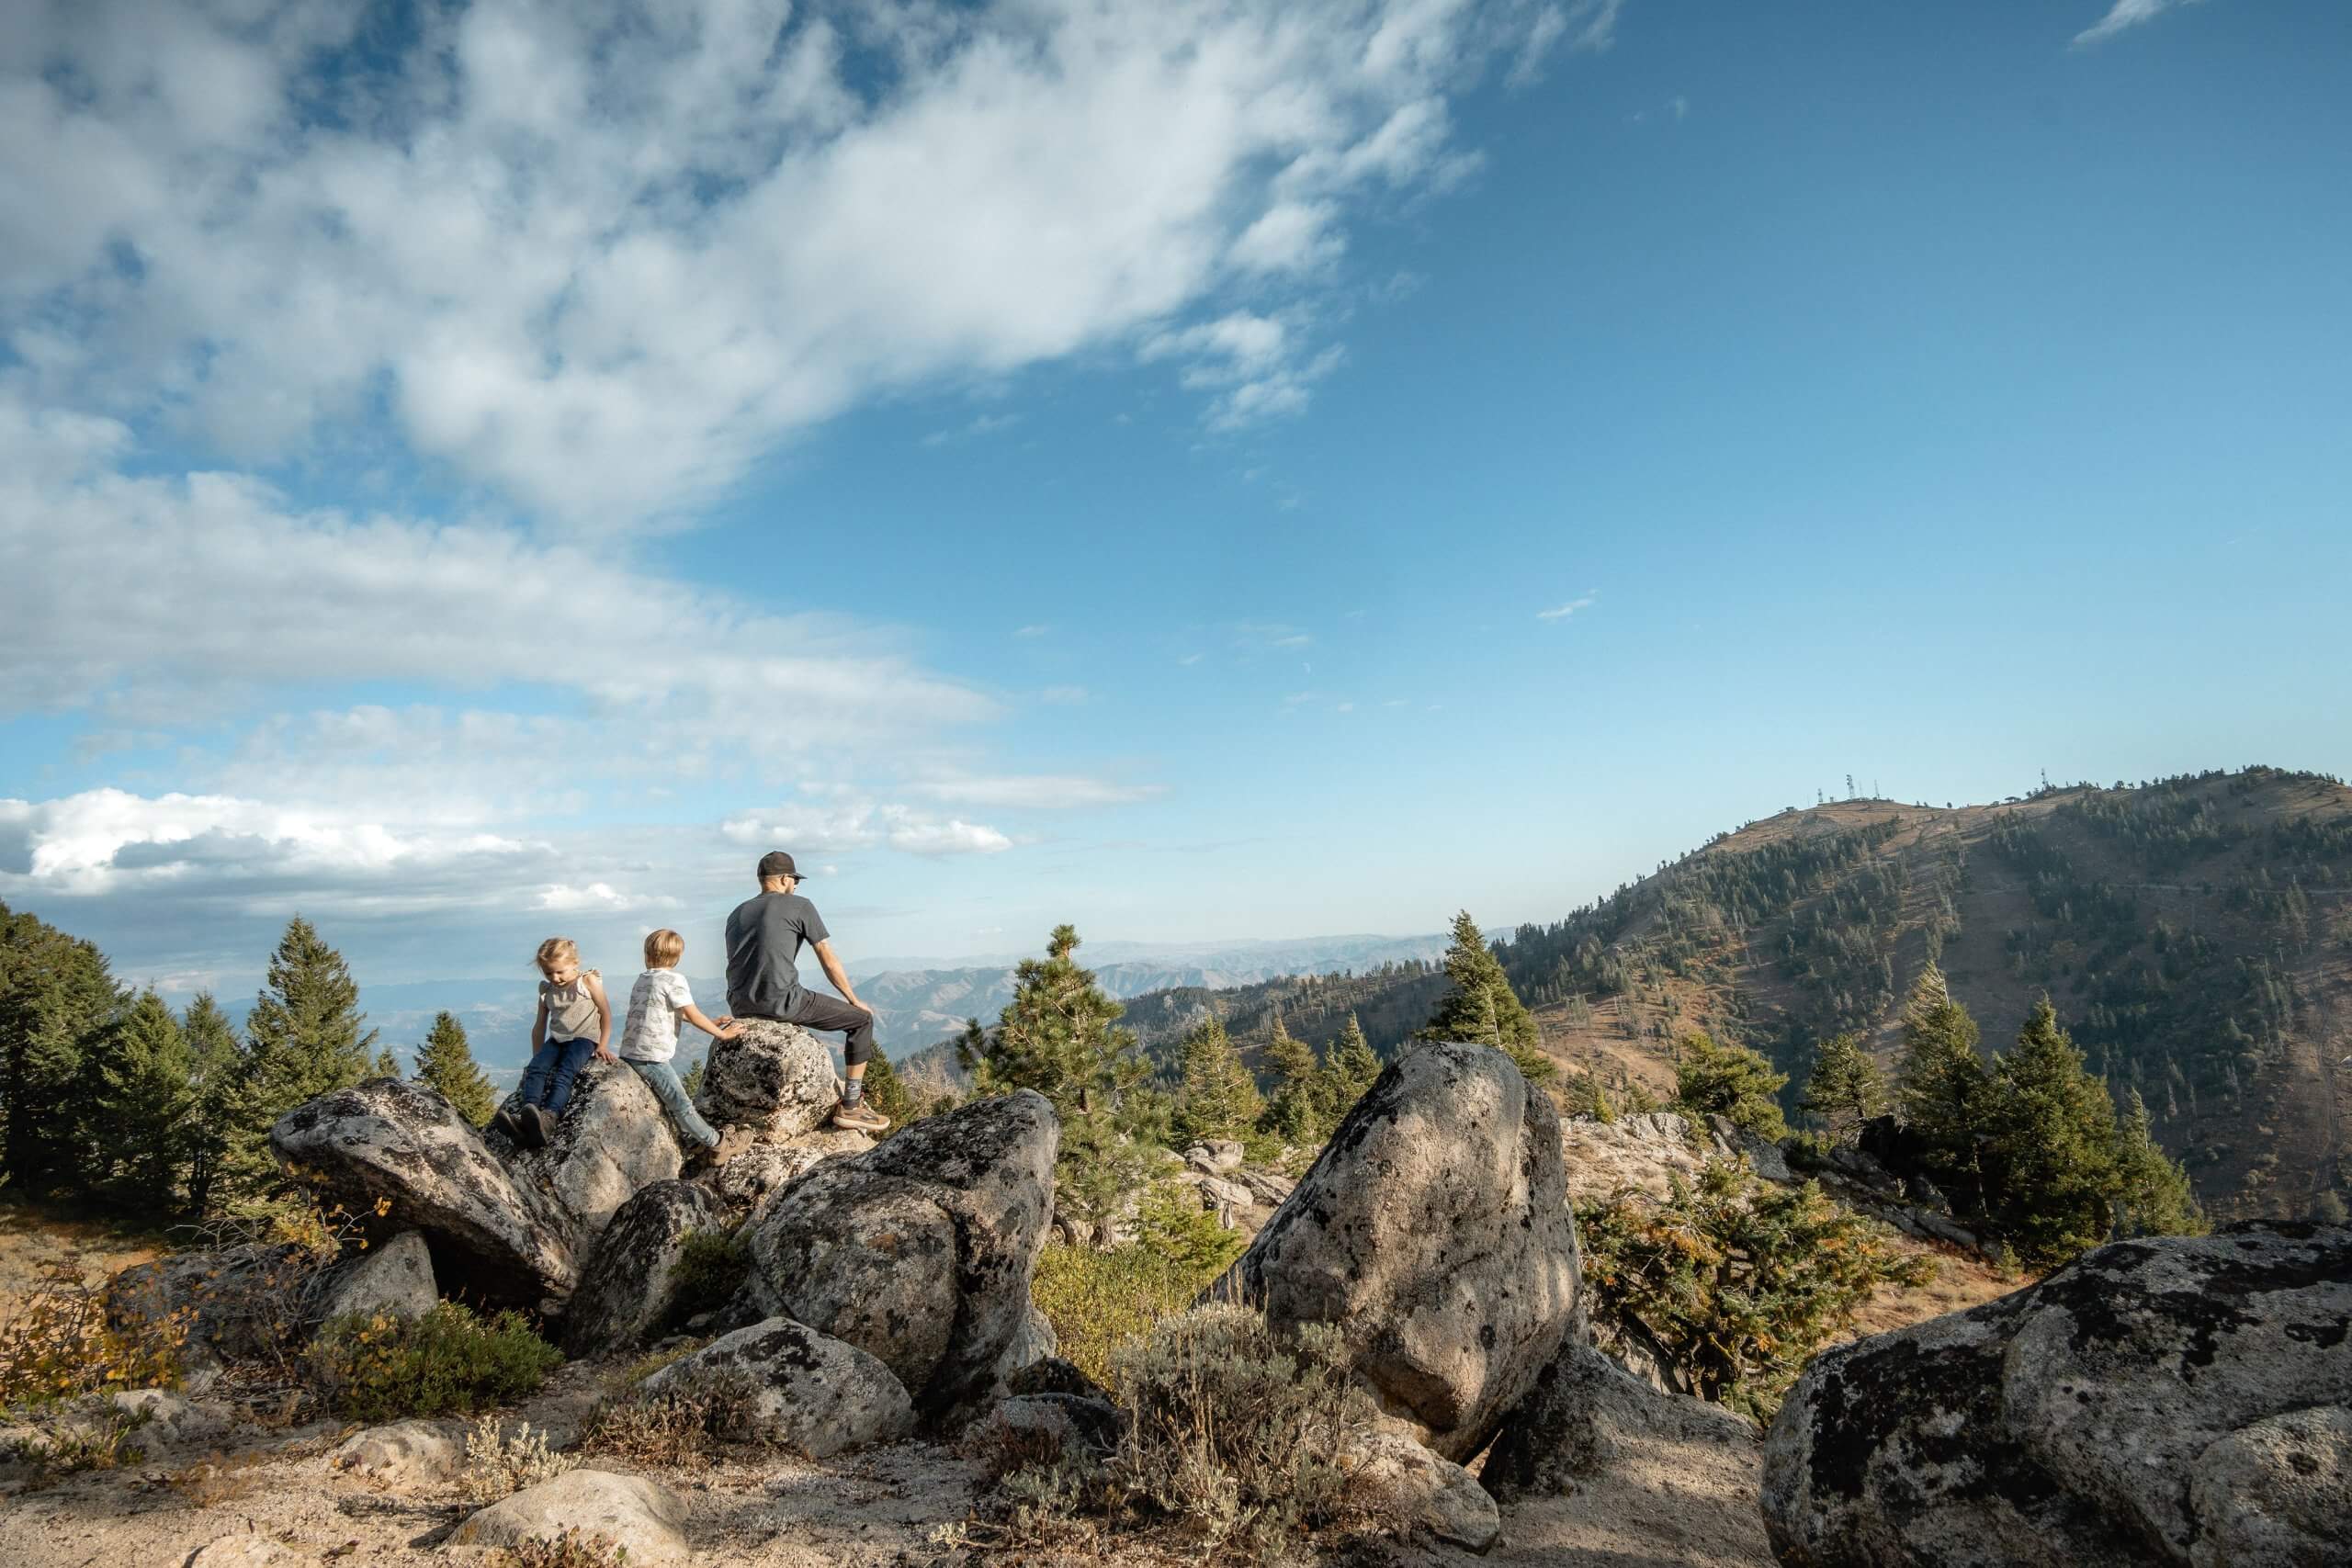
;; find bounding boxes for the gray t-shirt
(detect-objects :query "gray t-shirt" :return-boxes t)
[725,891,831,1019]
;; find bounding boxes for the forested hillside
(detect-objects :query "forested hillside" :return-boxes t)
[956,767,2347,1222]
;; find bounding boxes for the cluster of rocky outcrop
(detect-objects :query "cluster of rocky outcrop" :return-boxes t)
[81,1020,2349,1566]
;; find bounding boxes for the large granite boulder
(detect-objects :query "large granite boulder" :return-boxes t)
[310,1229,437,1325]
[1762,1222,2352,1567]
[695,1018,840,1135]
[488,1058,683,1257]
[711,1126,873,1209]
[1486,1340,1757,1500]
[1343,1429,1503,1551]
[640,1315,914,1458]
[1207,1040,1582,1462]
[271,1077,577,1305]
[563,1180,729,1357]
[739,1089,1057,1418]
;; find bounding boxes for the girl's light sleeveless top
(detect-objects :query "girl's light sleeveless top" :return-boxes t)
[541,971,601,1041]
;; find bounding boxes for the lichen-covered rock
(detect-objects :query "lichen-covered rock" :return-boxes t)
[311,1229,436,1325]
[1208,1040,1582,1462]
[448,1470,688,1565]
[488,1059,683,1258]
[740,1088,1057,1417]
[1343,1430,1503,1551]
[330,1417,468,1486]
[1486,1341,1757,1500]
[271,1077,577,1305]
[993,1302,1059,1386]
[641,1316,912,1458]
[695,1018,840,1135]
[1184,1139,1244,1174]
[563,1180,729,1357]
[1761,1223,2352,1567]
[710,1126,872,1208]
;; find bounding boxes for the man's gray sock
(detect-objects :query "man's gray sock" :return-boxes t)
[841,1077,865,1108]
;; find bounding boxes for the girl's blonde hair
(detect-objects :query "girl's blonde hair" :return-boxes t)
[534,936,580,973]
[643,929,685,967]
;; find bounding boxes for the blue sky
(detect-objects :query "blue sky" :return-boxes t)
[2,0,2346,999]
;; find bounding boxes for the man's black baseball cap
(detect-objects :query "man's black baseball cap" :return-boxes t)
[757,851,807,881]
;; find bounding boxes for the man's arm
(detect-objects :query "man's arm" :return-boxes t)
[812,939,865,1013]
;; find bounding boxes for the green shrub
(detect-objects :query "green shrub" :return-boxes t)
[1134,1185,1247,1277]
[1671,1032,1789,1140]
[1031,1236,1226,1390]
[1577,1160,1932,1420]
[664,1228,748,1325]
[308,1303,562,1421]
[6,1404,152,1483]
[0,1261,187,1411]
[578,1365,759,1467]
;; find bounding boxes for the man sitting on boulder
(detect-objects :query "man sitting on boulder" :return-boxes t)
[726,851,889,1133]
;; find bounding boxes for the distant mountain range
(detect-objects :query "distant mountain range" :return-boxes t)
[349,931,1447,1081]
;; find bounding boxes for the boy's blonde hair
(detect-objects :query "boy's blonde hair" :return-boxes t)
[643,929,685,967]
[535,936,580,973]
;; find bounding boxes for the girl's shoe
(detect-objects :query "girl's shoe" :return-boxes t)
[490,1105,522,1145]
[522,1104,556,1148]
[830,1100,890,1134]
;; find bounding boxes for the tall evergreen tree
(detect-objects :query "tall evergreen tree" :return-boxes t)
[1983,1000,2122,1266]
[220,917,377,1205]
[1318,1012,1384,1126]
[2111,1088,2205,1241]
[182,992,243,1219]
[862,1044,914,1128]
[1260,1007,1323,1146]
[1422,910,1556,1086]
[413,1010,497,1125]
[1895,962,1988,1215]
[957,925,1167,1240]
[0,901,124,1201]
[1799,1032,1886,1145]
[371,1045,402,1078]
[1172,1018,1262,1145]
[93,991,196,1218]
[1674,1032,1789,1140]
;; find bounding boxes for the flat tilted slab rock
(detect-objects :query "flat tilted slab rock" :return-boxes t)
[1762,1222,2352,1567]
[271,1077,577,1305]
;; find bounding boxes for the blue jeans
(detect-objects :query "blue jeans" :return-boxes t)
[628,1058,718,1149]
[519,1036,598,1115]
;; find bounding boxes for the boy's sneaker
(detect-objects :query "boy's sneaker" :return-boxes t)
[830,1100,890,1134]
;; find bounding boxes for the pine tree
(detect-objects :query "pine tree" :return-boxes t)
[863,1045,915,1128]
[1317,1012,1384,1127]
[1172,1018,1262,1145]
[1673,1032,1789,1140]
[958,925,1167,1241]
[371,1046,401,1078]
[1982,1000,2122,1267]
[1799,1032,1886,1145]
[182,992,243,1219]
[221,917,377,1206]
[413,1011,497,1125]
[1895,962,1988,1217]
[93,990,196,1218]
[1260,1008,1323,1146]
[2111,1088,2205,1241]
[0,901,124,1201]
[1422,910,1556,1086]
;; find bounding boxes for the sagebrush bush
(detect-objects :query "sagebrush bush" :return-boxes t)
[1030,1237,1227,1389]
[1108,1306,1371,1560]
[5,1404,153,1483]
[0,1261,187,1410]
[461,1415,574,1503]
[307,1303,561,1421]
[578,1365,758,1467]
[496,1529,631,1567]
[663,1228,748,1325]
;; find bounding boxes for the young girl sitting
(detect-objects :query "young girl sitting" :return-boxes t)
[496,937,613,1148]
[621,929,747,1166]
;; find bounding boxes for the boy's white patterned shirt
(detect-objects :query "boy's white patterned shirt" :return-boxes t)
[621,967,695,1062]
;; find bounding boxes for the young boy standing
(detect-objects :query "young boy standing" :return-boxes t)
[622,929,747,1166]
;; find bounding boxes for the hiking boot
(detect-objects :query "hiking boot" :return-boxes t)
[522,1104,556,1148]
[490,1105,522,1145]
[830,1100,890,1134]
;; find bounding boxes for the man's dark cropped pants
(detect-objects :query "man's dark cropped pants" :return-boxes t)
[752,990,877,1066]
